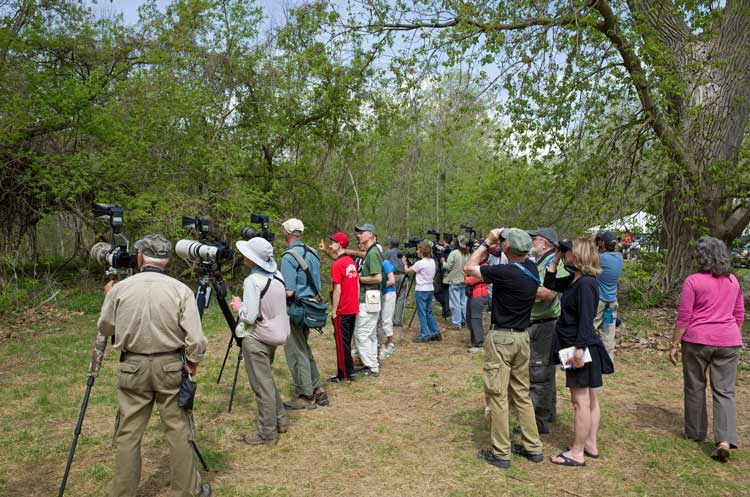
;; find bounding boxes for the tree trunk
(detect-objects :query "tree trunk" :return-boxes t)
[657,180,698,297]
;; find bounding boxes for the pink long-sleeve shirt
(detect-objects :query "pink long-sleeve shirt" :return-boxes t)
[675,272,744,347]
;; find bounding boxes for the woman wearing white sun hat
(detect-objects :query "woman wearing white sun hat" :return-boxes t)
[230,237,290,445]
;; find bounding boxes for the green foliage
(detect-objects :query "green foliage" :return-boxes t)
[619,255,667,308]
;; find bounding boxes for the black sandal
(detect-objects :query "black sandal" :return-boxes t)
[550,452,585,467]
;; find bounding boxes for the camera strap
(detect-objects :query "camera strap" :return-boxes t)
[512,262,541,286]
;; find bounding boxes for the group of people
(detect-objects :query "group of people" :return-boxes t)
[94,217,744,496]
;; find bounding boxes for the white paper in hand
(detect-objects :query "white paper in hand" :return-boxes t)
[558,346,592,369]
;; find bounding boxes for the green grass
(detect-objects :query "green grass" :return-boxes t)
[1,303,750,497]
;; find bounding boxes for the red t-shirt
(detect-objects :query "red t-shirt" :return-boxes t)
[331,254,360,315]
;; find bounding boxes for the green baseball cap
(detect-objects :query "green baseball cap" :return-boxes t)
[135,234,171,259]
[354,223,377,236]
[503,228,532,254]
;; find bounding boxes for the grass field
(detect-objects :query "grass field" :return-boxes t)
[1,301,749,497]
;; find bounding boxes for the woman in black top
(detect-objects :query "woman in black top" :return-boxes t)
[544,237,612,467]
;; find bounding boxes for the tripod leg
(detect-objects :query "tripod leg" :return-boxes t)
[408,304,418,329]
[216,332,234,385]
[190,440,209,472]
[58,376,94,497]
[227,348,243,413]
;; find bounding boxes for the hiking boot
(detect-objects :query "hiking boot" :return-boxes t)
[430,333,443,341]
[283,395,318,410]
[197,483,212,497]
[478,449,511,469]
[314,388,330,406]
[241,432,279,445]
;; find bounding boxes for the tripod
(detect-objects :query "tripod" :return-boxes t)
[194,263,243,413]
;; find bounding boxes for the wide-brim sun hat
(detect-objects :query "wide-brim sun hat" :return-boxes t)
[235,238,277,273]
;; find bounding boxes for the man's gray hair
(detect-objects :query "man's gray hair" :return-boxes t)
[695,236,730,277]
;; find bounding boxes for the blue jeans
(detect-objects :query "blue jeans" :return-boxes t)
[448,284,467,326]
[415,291,440,340]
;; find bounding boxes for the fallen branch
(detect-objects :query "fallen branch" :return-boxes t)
[35,290,60,309]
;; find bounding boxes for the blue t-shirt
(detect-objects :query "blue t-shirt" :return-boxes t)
[382,259,396,294]
[597,251,623,302]
[280,241,322,299]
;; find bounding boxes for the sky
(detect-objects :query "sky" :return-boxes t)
[93,0,287,26]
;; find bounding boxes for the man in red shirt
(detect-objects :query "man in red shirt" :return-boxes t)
[320,232,360,382]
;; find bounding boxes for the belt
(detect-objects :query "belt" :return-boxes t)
[489,325,526,333]
[121,350,182,361]
[530,317,557,325]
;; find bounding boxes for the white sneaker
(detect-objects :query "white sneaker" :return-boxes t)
[467,346,483,354]
[379,343,396,360]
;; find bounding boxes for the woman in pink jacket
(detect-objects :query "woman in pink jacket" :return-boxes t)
[670,236,744,463]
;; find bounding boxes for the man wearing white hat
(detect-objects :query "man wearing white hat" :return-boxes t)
[279,218,328,409]
[231,237,290,445]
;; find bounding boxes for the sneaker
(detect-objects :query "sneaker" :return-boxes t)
[241,432,279,445]
[354,367,379,377]
[198,483,212,497]
[328,375,342,384]
[430,333,443,341]
[283,395,318,410]
[467,346,483,353]
[379,343,396,359]
[413,337,430,343]
[314,388,330,406]
[511,444,544,462]
[478,449,511,468]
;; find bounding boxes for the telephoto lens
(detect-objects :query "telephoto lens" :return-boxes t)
[90,242,114,266]
[174,239,219,263]
[241,227,258,240]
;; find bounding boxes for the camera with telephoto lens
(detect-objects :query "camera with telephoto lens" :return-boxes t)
[89,203,137,276]
[241,213,275,244]
[175,216,234,265]
[397,237,421,261]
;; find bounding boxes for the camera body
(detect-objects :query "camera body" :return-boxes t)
[90,203,137,278]
[242,213,274,243]
[90,242,138,270]
[182,216,210,240]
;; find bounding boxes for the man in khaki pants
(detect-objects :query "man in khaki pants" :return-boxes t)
[97,234,210,497]
[465,228,543,469]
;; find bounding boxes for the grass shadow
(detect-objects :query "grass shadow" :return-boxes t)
[632,402,682,437]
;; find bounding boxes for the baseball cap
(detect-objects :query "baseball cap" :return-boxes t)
[135,234,171,259]
[282,218,304,234]
[503,228,532,254]
[527,227,559,248]
[354,223,377,236]
[330,231,349,249]
[595,231,617,248]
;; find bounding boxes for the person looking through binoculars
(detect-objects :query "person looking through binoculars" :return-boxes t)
[230,237,290,445]
[97,234,210,497]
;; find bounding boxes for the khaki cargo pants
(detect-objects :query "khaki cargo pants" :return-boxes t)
[484,329,543,460]
[112,352,202,497]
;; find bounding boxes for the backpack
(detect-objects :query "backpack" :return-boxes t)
[283,247,329,331]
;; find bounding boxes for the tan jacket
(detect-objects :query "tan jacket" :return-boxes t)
[97,269,207,363]
[443,249,469,285]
